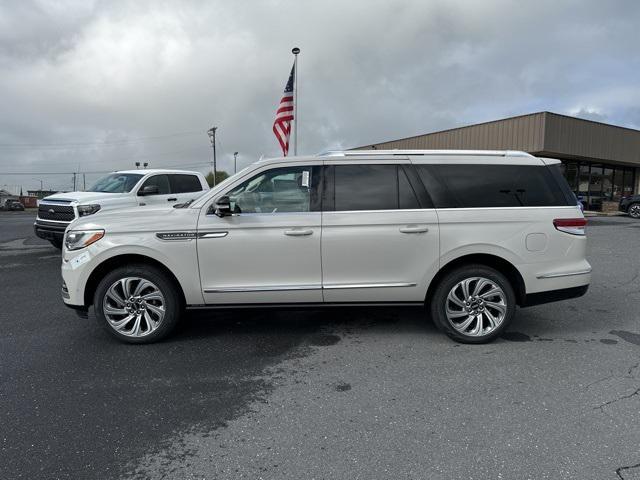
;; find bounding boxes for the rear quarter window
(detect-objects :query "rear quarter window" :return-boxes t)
[169,174,203,193]
[415,164,571,208]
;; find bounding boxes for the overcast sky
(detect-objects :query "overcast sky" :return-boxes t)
[0,0,638,193]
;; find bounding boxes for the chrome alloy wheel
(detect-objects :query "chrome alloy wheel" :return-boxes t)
[102,277,166,337]
[629,204,640,219]
[445,277,507,337]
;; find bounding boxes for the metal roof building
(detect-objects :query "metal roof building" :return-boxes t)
[356,111,640,211]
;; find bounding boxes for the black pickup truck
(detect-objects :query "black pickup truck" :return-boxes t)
[619,195,640,218]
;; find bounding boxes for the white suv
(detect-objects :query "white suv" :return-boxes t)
[35,169,209,248]
[61,150,590,344]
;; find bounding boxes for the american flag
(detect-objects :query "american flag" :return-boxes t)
[273,63,295,156]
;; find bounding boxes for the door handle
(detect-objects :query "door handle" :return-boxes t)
[284,229,313,236]
[399,226,429,234]
[167,197,177,202]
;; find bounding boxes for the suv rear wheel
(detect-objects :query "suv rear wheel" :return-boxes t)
[430,264,515,344]
[628,203,640,219]
[94,264,182,343]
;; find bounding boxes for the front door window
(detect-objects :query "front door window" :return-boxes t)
[225,166,320,213]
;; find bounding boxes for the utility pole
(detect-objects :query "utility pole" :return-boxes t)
[207,127,218,185]
[234,151,238,173]
[83,173,86,191]
[292,47,300,155]
[73,173,77,191]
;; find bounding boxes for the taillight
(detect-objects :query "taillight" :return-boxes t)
[554,218,587,236]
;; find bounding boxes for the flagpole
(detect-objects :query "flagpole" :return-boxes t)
[292,47,300,155]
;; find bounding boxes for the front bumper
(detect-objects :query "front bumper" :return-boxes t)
[34,219,68,242]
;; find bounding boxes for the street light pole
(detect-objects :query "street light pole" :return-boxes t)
[234,151,238,173]
[207,127,218,185]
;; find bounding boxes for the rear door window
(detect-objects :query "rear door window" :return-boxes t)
[330,164,420,211]
[169,174,203,193]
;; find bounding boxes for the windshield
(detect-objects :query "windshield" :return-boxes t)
[88,173,144,193]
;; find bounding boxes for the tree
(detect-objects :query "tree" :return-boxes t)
[205,170,229,188]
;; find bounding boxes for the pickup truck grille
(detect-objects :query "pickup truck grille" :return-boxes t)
[38,203,75,222]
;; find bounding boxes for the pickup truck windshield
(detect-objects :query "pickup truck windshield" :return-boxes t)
[88,173,144,193]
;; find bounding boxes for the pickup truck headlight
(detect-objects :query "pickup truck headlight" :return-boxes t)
[65,229,105,251]
[77,204,101,217]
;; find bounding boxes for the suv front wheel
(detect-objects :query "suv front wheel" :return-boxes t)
[430,264,515,344]
[94,264,182,343]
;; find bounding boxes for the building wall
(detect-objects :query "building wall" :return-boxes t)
[358,112,547,152]
[543,113,640,165]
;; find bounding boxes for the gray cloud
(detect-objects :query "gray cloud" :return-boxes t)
[0,0,638,192]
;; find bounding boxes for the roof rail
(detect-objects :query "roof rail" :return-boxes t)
[319,149,534,158]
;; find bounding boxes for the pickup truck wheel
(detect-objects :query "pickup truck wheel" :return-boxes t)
[94,264,182,344]
[430,265,515,344]
[628,203,640,219]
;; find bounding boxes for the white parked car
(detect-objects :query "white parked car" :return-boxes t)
[60,150,590,344]
[34,169,209,248]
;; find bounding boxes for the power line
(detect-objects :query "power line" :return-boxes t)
[0,161,214,176]
[0,130,204,149]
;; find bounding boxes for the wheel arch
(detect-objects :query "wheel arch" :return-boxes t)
[426,253,526,307]
[84,254,186,307]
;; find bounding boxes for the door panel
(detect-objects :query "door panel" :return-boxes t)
[321,210,439,302]
[197,163,322,304]
[137,174,175,206]
[321,161,439,302]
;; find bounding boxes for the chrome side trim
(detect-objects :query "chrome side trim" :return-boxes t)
[198,231,229,238]
[204,282,416,293]
[536,268,592,279]
[323,282,417,290]
[204,284,321,293]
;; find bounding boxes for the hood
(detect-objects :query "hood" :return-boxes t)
[68,204,200,233]
[44,191,119,204]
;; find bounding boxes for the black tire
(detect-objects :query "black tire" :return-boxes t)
[628,203,640,219]
[93,264,183,344]
[429,264,516,344]
[49,238,63,249]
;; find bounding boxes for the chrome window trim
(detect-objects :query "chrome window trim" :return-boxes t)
[536,268,592,279]
[434,206,579,211]
[323,208,435,214]
[205,211,321,218]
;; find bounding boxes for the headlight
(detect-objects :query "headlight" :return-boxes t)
[65,229,105,251]
[77,204,101,217]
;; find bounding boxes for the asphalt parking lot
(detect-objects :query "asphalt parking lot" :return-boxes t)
[1,211,640,479]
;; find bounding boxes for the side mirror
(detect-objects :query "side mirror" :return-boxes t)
[138,185,160,196]
[213,195,232,217]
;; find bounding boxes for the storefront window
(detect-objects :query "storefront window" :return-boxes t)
[588,164,603,210]
[602,167,613,201]
[613,168,624,201]
[623,168,635,198]
[564,162,579,191]
[577,163,590,209]
[562,161,636,209]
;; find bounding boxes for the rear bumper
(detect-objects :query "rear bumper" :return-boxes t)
[34,219,68,242]
[521,284,589,307]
